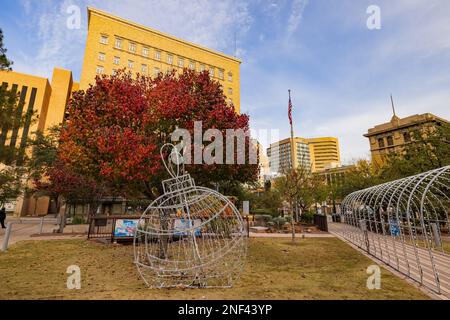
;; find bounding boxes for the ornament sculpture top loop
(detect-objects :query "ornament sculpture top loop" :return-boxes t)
[134,143,247,288]
[160,143,185,179]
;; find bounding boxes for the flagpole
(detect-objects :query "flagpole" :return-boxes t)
[289,90,295,170]
[288,89,296,241]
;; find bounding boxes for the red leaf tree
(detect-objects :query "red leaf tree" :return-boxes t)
[56,69,258,199]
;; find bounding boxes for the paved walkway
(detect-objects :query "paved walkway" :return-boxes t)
[249,232,334,238]
[0,217,87,249]
[330,222,450,299]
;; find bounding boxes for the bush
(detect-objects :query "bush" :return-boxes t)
[254,214,273,226]
[272,217,287,230]
[251,209,278,217]
[71,215,87,225]
[300,212,315,224]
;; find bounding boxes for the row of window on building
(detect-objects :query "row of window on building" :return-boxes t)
[99,34,233,82]
[377,132,411,148]
[95,61,233,96]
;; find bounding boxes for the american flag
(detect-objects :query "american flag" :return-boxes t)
[288,90,293,126]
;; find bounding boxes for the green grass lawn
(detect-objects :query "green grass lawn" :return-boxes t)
[0,238,429,300]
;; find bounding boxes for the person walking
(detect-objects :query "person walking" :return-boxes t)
[0,206,6,229]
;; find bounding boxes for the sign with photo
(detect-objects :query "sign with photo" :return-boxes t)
[114,219,138,238]
[4,201,16,212]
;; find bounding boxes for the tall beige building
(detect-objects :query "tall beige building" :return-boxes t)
[267,137,341,173]
[307,137,340,172]
[80,7,241,112]
[0,68,77,216]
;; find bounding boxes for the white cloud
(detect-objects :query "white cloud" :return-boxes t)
[14,0,253,80]
[287,0,308,36]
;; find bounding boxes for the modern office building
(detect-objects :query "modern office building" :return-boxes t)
[267,137,340,174]
[307,137,341,172]
[250,139,270,184]
[80,7,241,112]
[364,113,449,166]
[0,67,78,215]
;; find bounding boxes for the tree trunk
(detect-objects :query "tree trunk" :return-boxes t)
[58,203,68,233]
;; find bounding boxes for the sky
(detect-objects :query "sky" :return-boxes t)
[1,0,450,164]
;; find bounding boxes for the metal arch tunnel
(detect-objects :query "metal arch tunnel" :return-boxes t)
[330,166,450,297]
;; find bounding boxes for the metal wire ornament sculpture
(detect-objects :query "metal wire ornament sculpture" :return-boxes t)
[134,144,247,288]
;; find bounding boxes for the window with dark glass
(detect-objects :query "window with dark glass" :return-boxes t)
[378,138,385,148]
[387,136,394,146]
[403,132,411,143]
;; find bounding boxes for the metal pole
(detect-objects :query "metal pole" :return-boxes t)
[1,222,13,252]
[288,89,296,242]
[39,216,45,234]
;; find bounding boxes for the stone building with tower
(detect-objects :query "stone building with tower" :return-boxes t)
[364,113,449,166]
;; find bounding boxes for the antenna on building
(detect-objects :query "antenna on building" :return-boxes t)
[390,94,397,117]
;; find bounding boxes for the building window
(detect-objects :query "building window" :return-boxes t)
[387,136,394,146]
[209,67,215,77]
[141,64,148,74]
[98,52,105,61]
[189,60,195,70]
[218,69,224,80]
[178,57,184,68]
[153,67,160,77]
[142,47,149,57]
[167,54,173,65]
[100,35,108,45]
[199,64,205,72]
[113,56,120,65]
[378,138,385,148]
[228,72,233,82]
[403,132,411,143]
[129,42,137,53]
[155,50,161,60]
[96,66,104,74]
[128,60,134,69]
[115,38,122,49]
[228,87,233,95]
[112,69,117,76]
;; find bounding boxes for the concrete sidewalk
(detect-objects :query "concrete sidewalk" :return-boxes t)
[250,232,335,238]
[0,217,88,248]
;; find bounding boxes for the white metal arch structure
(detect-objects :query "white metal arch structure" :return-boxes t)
[134,144,247,288]
[332,166,450,297]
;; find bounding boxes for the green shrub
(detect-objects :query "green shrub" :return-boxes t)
[251,209,278,217]
[272,217,287,230]
[301,212,315,224]
[71,215,87,225]
[254,214,274,226]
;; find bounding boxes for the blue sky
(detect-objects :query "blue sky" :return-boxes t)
[1,0,450,163]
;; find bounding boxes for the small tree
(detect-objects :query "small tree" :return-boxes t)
[0,29,13,71]
[380,123,450,180]
[0,166,21,206]
[337,159,381,198]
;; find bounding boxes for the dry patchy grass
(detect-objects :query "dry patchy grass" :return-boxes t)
[0,238,429,300]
